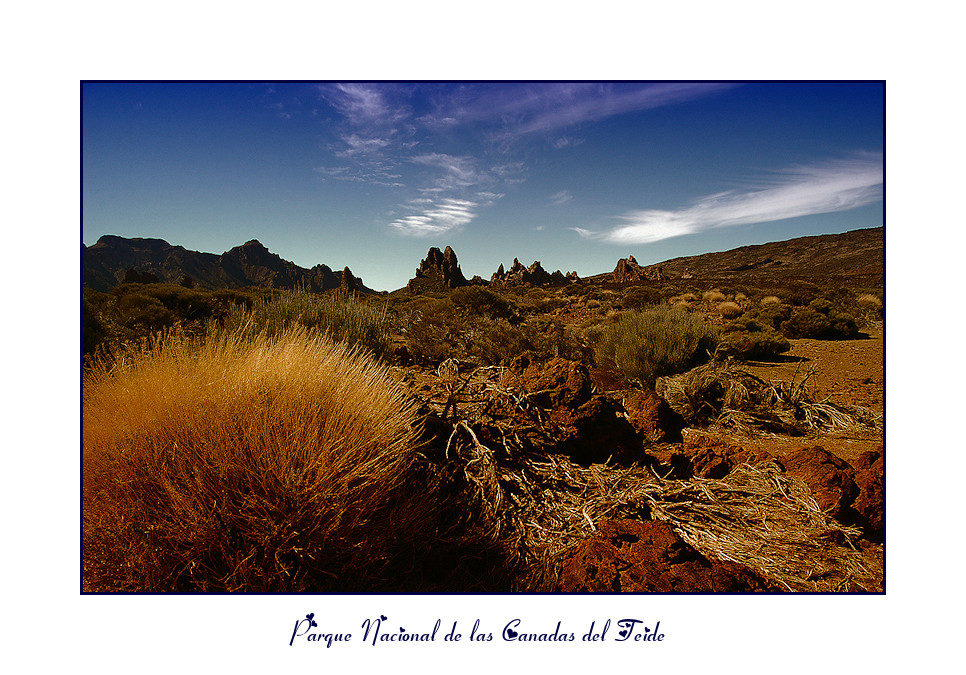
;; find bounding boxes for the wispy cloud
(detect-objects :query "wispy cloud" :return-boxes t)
[417,82,736,142]
[579,155,883,244]
[549,190,573,206]
[318,83,411,129]
[388,197,478,237]
[411,153,485,191]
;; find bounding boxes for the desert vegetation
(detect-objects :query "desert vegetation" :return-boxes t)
[83,257,884,593]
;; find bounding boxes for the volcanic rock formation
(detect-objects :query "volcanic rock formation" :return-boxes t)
[490,258,573,286]
[407,246,469,293]
[613,255,663,283]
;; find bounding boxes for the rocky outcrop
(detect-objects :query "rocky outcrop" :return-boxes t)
[83,235,371,293]
[558,519,777,592]
[850,449,883,541]
[339,267,359,293]
[623,390,684,443]
[613,255,662,283]
[407,246,469,293]
[490,258,574,287]
[776,447,859,522]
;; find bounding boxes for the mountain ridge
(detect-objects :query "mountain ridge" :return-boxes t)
[83,236,374,293]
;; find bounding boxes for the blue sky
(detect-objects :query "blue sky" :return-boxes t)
[82,82,883,291]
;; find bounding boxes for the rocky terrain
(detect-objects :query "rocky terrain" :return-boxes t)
[83,226,885,593]
[604,227,883,283]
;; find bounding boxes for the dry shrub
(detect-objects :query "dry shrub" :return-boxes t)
[656,360,882,436]
[83,325,436,592]
[703,289,726,302]
[856,293,883,317]
[761,295,781,305]
[718,301,744,319]
[669,292,698,306]
[735,292,748,303]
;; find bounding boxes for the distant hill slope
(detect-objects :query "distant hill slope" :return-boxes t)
[598,227,883,283]
[83,236,374,293]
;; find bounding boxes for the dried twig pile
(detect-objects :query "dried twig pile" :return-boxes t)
[656,360,883,436]
[416,361,882,593]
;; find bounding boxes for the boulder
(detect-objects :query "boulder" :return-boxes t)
[777,446,859,521]
[851,448,883,541]
[503,357,593,410]
[623,390,684,443]
[558,519,777,592]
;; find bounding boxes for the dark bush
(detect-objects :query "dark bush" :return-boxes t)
[781,299,858,339]
[450,286,517,321]
[623,286,664,310]
[719,318,791,360]
[778,280,823,306]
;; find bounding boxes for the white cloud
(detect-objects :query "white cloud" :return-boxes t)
[335,133,392,158]
[318,83,410,128]
[388,197,478,237]
[549,190,573,206]
[591,155,883,244]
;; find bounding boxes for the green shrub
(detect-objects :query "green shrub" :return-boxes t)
[747,302,792,330]
[594,306,718,386]
[466,317,534,365]
[623,286,664,310]
[719,318,791,359]
[778,281,823,306]
[781,299,858,339]
[402,298,461,364]
[450,286,517,321]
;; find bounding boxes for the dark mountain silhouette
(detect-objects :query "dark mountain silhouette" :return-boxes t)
[83,236,374,293]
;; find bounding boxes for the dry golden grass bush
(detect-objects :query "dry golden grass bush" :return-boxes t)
[83,325,439,592]
[703,289,726,302]
[734,292,748,304]
[761,295,781,305]
[856,293,883,316]
[718,301,744,319]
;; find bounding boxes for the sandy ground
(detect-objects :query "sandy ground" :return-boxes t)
[699,324,884,463]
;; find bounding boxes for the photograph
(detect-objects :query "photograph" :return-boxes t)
[81,81,885,595]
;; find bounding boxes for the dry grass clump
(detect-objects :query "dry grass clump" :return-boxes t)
[642,463,881,591]
[656,360,882,436]
[669,292,698,306]
[761,295,781,305]
[718,300,744,319]
[855,293,883,319]
[83,325,433,592]
[703,289,726,302]
[734,292,748,303]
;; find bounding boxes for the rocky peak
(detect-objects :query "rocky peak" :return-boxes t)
[410,245,469,291]
[490,258,572,287]
[340,266,359,293]
[613,256,662,283]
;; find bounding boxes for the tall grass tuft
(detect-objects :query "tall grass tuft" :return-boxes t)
[218,289,392,360]
[594,306,718,387]
[83,325,432,592]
